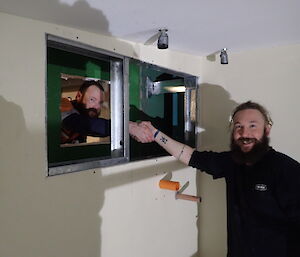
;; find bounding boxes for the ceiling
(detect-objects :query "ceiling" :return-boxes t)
[1,0,300,56]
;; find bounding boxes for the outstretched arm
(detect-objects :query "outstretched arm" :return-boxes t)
[140,121,195,165]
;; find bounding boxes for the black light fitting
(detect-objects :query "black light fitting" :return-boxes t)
[220,48,228,64]
[157,29,168,49]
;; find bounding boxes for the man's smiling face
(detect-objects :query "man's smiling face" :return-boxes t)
[232,109,270,153]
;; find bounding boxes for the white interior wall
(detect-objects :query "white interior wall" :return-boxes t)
[0,12,200,257]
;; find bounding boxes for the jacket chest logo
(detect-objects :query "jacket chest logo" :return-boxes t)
[254,184,268,191]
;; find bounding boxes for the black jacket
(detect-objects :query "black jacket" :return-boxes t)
[189,148,300,257]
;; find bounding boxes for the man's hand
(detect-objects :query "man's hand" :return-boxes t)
[129,121,154,143]
[139,121,157,135]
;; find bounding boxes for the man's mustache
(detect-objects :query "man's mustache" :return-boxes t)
[237,137,258,144]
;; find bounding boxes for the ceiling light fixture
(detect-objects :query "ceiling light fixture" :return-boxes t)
[220,48,228,64]
[157,29,168,49]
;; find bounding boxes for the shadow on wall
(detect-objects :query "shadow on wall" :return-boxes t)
[195,84,238,257]
[2,0,110,36]
[0,94,110,257]
[0,2,187,257]
[0,96,39,255]
[198,83,237,152]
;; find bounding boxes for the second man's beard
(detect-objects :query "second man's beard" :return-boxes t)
[84,108,99,118]
[74,101,99,118]
[230,131,270,165]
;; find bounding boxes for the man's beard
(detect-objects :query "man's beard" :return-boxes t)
[230,131,270,165]
[74,101,99,118]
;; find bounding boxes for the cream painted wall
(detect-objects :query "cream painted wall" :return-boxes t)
[200,44,300,161]
[0,12,200,257]
[197,43,300,257]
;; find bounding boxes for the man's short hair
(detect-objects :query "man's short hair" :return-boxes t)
[78,80,105,95]
[230,101,273,126]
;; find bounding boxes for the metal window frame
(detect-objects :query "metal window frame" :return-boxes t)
[138,61,199,148]
[46,35,199,176]
[46,34,129,176]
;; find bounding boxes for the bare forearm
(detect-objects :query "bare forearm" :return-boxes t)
[136,121,195,164]
[153,130,194,165]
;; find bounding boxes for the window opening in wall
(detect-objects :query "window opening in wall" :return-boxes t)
[46,35,198,176]
[47,35,126,176]
[129,60,197,161]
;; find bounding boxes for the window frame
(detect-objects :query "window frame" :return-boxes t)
[46,34,198,176]
[46,34,130,176]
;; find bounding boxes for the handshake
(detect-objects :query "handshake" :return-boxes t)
[129,121,157,143]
